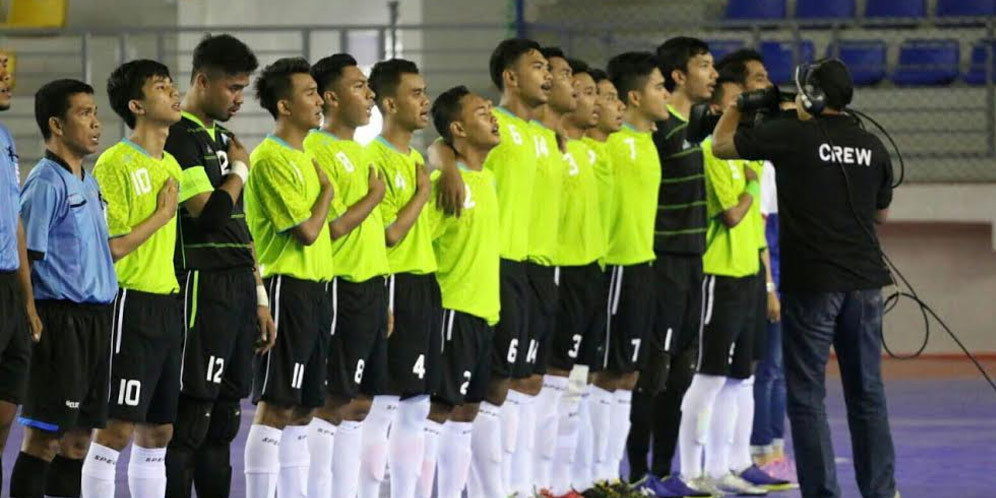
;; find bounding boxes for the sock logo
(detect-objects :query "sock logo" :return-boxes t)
[93,455,116,465]
[262,437,280,446]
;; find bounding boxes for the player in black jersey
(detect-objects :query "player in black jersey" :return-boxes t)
[162,34,274,498]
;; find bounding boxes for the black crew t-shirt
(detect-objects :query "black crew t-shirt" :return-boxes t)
[734,114,893,292]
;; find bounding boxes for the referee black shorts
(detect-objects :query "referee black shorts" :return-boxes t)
[491,259,529,379]
[180,267,257,402]
[384,273,443,398]
[434,309,494,406]
[327,276,389,399]
[698,274,756,380]
[521,262,558,377]
[21,300,112,433]
[252,275,330,409]
[602,262,656,374]
[107,288,184,424]
[548,262,604,372]
[0,270,30,405]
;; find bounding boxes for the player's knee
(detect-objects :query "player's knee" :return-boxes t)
[450,403,479,423]
[23,427,60,460]
[345,397,373,422]
[203,399,242,447]
[136,423,173,448]
[428,401,452,423]
[60,429,92,460]
[93,420,135,451]
[171,395,214,451]
[484,377,510,406]
[620,371,639,391]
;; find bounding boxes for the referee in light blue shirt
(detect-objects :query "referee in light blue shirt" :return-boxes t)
[9,79,118,498]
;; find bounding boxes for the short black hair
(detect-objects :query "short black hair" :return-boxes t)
[489,38,542,90]
[607,52,659,105]
[589,68,609,84]
[35,79,94,140]
[431,85,470,145]
[254,57,311,120]
[369,58,420,109]
[810,58,853,110]
[656,36,711,92]
[712,75,739,105]
[310,53,358,97]
[567,58,590,77]
[107,59,172,129]
[540,46,567,63]
[191,33,258,82]
[716,49,763,87]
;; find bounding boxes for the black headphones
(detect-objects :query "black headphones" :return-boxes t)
[793,58,845,115]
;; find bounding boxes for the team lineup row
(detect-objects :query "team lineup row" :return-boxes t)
[0,31,791,498]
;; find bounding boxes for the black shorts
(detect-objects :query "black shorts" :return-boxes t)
[752,268,769,362]
[603,263,656,373]
[0,271,30,405]
[327,277,388,398]
[521,262,559,377]
[384,273,442,398]
[108,288,184,424]
[180,268,257,401]
[491,259,529,379]
[434,309,494,406]
[21,300,112,433]
[548,263,605,372]
[253,276,330,409]
[698,274,755,379]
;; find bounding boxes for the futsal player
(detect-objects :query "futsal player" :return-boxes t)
[304,52,389,498]
[10,79,115,498]
[362,58,440,498]
[81,60,186,497]
[162,33,274,498]
[430,38,551,497]
[242,57,335,498]
[424,84,501,498]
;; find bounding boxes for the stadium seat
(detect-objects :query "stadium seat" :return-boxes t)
[964,40,996,85]
[826,40,887,86]
[725,0,786,21]
[796,0,855,20]
[865,0,926,19]
[936,0,995,17]
[760,40,815,85]
[892,39,960,86]
[707,40,748,62]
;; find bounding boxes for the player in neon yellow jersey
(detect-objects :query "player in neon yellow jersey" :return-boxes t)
[428,38,552,497]
[239,58,336,498]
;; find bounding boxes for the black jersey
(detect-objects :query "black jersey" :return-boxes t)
[652,106,708,256]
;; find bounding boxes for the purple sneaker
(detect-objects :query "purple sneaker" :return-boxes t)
[658,475,712,497]
[744,463,796,491]
[761,458,799,488]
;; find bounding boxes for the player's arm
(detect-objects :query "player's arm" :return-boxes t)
[250,243,276,353]
[329,165,385,240]
[704,141,755,228]
[427,139,465,216]
[171,132,249,231]
[288,160,335,246]
[760,247,780,322]
[15,221,41,341]
[721,165,757,228]
[107,178,178,261]
[711,102,742,159]
[385,162,430,246]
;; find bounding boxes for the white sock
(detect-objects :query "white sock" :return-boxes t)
[127,445,167,497]
[472,402,507,497]
[307,417,336,498]
[509,391,536,495]
[360,395,399,498]
[678,374,726,479]
[732,376,756,473]
[245,424,283,498]
[389,395,430,498]
[706,379,740,479]
[81,442,119,498]
[332,420,364,498]
[608,389,632,481]
[572,389,594,491]
[437,420,473,498]
[499,393,521,490]
[278,424,310,498]
[551,379,582,495]
[589,385,614,482]
[534,375,568,490]
[417,420,443,498]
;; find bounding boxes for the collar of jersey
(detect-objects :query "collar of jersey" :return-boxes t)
[44,149,85,180]
[495,105,526,122]
[122,138,162,160]
[622,122,650,135]
[181,111,216,141]
[456,161,480,172]
[666,104,689,123]
[312,128,342,141]
[375,135,413,156]
[266,134,302,151]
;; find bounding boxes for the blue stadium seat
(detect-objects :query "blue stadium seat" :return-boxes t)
[827,40,887,85]
[725,0,786,20]
[892,39,960,86]
[796,0,855,20]
[707,40,748,62]
[964,41,996,85]
[936,0,995,17]
[865,0,926,19]
[760,40,815,84]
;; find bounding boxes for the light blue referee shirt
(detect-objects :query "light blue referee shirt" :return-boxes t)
[0,124,20,271]
[20,150,117,303]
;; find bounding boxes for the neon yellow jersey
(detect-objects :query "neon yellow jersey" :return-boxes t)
[526,121,565,266]
[701,138,760,277]
[245,135,334,282]
[93,139,185,294]
[484,107,537,262]
[603,125,660,266]
[746,160,767,251]
[304,129,389,283]
[582,136,615,253]
[368,136,437,275]
[428,166,501,325]
[554,139,605,266]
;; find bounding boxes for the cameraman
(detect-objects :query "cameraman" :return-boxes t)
[711,59,898,498]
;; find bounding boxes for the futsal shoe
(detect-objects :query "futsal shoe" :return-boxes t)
[760,457,797,486]
[716,472,767,496]
[633,474,713,497]
[688,476,727,497]
[739,465,794,491]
